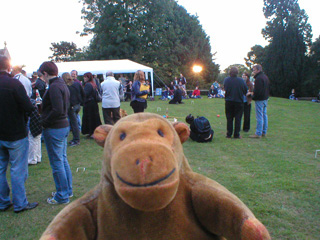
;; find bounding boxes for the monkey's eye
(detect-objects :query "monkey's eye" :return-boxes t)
[120,132,126,140]
[157,129,164,137]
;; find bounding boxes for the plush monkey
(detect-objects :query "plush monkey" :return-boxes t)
[40,113,270,240]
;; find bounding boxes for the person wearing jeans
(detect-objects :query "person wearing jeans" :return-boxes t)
[255,100,268,136]
[249,64,270,138]
[43,127,72,202]
[39,61,72,204]
[0,55,38,213]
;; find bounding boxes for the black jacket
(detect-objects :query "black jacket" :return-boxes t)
[68,81,84,107]
[0,71,35,141]
[169,88,182,104]
[224,77,248,103]
[41,77,70,129]
[253,72,269,101]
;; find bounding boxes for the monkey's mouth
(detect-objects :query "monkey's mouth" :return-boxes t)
[116,168,176,187]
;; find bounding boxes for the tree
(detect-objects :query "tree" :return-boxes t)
[224,64,251,77]
[261,0,312,97]
[49,41,81,62]
[79,0,219,87]
[245,45,266,68]
[302,36,320,96]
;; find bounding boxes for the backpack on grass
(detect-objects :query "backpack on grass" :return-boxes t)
[186,115,214,143]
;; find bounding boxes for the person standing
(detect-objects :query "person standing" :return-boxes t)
[101,71,121,125]
[82,72,102,138]
[130,70,149,113]
[39,61,73,204]
[0,55,38,213]
[70,70,82,130]
[62,72,84,146]
[242,72,254,132]
[223,67,248,139]
[249,64,270,138]
[179,73,187,89]
[12,66,32,97]
[33,72,47,98]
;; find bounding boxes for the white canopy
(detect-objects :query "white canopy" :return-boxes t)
[26,59,154,96]
[55,59,153,76]
[56,59,154,96]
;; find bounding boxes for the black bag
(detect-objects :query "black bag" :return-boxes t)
[189,116,214,142]
[94,88,102,102]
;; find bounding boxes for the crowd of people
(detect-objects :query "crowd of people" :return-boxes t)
[0,55,155,212]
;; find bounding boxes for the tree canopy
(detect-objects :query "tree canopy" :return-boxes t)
[49,41,82,62]
[250,0,313,98]
[78,0,219,87]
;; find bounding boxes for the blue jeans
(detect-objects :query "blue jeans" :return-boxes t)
[68,104,81,142]
[43,127,72,203]
[0,137,29,211]
[255,100,268,136]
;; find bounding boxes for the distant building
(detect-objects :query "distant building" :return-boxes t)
[0,42,11,61]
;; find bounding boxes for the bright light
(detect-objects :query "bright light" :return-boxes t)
[193,65,203,73]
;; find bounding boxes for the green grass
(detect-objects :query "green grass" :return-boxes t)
[1,97,319,239]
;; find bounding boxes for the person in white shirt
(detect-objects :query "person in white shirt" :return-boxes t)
[12,66,32,97]
[101,71,122,125]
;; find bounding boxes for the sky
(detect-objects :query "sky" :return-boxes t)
[1,0,319,72]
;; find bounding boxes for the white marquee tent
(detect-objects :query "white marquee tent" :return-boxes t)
[55,59,154,96]
[26,59,154,96]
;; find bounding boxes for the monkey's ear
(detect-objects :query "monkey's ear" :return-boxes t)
[93,125,113,147]
[172,122,190,144]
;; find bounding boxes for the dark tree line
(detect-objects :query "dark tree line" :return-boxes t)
[245,0,319,98]
[50,0,219,88]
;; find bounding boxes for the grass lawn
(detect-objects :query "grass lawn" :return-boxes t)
[0,97,319,239]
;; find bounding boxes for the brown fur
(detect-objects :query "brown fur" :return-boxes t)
[40,113,271,240]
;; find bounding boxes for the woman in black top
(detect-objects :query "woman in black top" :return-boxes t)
[39,61,73,204]
[81,72,102,138]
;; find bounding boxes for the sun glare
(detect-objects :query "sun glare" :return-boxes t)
[193,65,203,73]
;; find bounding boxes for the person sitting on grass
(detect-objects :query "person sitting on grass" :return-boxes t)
[169,85,184,104]
[190,86,202,98]
[208,85,215,98]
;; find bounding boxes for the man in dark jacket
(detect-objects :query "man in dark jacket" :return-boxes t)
[249,64,270,138]
[0,55,38,213]
[223,67,248,139]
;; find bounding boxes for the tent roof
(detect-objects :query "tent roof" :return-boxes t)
[55,59,153,76]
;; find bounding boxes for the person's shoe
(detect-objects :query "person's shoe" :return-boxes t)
[47,197,70,205]
[226,135,232,139]
[262,133,267,137]
[234,136,242,139]
[243,129,249,132]
[249,134,261,138]
[52,192,73,198]
[28,161,37,165]
[69,141,80,147]
[14,202,38,213]
[0,203,13,212]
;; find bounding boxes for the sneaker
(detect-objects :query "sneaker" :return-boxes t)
[69,141,80,147]
[0,203,13,212]
[47,197,69,205]
[262,133,266,137]
[249,134,261,138]
[52,192,73,198]
[14,202,38,213]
